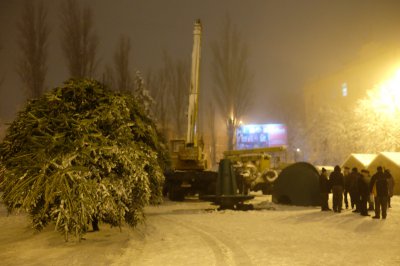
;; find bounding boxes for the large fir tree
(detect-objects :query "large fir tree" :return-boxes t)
[0,79,167,241]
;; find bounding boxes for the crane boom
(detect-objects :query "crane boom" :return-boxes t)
[186,19,202,146]
[165,19,216,201]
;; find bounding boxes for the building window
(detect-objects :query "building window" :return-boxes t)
[342,82,348,97]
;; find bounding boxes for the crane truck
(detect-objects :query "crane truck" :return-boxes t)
[164,19,217,201]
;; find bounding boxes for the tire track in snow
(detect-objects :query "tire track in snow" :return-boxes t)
[118,216,216,266]
[161,216,253,266]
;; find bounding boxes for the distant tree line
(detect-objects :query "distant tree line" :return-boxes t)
[17,0,99,98]
[16,1,254,159]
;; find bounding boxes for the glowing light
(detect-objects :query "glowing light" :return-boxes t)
[369,68,400,117]
[342,82,348,97]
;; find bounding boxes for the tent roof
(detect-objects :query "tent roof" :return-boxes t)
[379,152,400,167]
[342,153,376,168]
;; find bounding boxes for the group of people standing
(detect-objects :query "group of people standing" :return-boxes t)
[319,165,395,219]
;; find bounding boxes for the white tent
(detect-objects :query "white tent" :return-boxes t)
[368,152,400,195]
[341,153,377,171]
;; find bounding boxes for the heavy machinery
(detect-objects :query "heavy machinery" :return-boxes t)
[223,146,288,195]
[164,19,217,201]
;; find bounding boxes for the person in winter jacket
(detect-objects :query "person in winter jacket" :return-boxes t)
[384,169,395,208]
[329,165,344,213]
[358,170,371,216]
[348,167,361,212]
[319,168,331,211]
[343,167,350,209]
[370,166,389,219]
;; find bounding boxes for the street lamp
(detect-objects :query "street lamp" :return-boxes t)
[294,148,301,162]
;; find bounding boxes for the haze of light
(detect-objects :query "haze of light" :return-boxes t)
[369,68,400,118]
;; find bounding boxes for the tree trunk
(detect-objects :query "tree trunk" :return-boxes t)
[227,119,236,151]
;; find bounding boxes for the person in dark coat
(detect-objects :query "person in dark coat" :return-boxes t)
[343,167,350,209]
[358,170,370,216]
[370,166,389,219]
[319,168,331,211]
[329,165,344,213]
[363,170,374,211]
[348,167,361,212]
[384,169,395,208]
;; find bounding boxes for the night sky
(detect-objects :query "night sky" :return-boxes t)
[1,0,400,125]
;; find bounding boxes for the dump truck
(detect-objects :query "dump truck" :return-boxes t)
[163,19,217,201]
[223,146,288,194]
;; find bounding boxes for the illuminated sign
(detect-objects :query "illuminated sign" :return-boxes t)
[236,124,287,149]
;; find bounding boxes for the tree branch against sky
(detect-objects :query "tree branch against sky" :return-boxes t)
[17,0,49,99]
[211,17,253,150]
[0,42,4,88]
[103,35,133,93]
[0,42,3,131]
[60,0,98,79]
[161,52,189,139]
[114,35,133,93]
[207,101,217,167]
[146,52,189,139]
[146,69,169,137]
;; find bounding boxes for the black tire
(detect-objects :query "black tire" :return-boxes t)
[205,181,216,195]
[168,184,185,201]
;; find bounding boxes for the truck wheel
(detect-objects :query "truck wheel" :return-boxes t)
[264,170,278,183]
[262,186,270,195]
[206,182,216,195]
[169,184,185,201]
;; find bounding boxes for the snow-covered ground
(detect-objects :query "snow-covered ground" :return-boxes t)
[1,194,399,266]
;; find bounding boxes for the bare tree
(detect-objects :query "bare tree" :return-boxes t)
[211,17,253,150]
[146,53,189,139]
[146,69,170,137]
[207,102,217,167]
[102,35,133,92]
[17,0,49,99]
[158,52,189,139]
[113,35,133,93]
[0,42,4,87]
[0,41,3,132]
[60,0,98,79]
[102,64,115,89]
[166,54,190,139]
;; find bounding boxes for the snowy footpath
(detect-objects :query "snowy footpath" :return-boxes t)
[1,194,399,266]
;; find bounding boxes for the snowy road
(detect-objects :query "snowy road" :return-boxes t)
[114,195,400,266]
[123,206,254,266]
[1,194,400,265]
